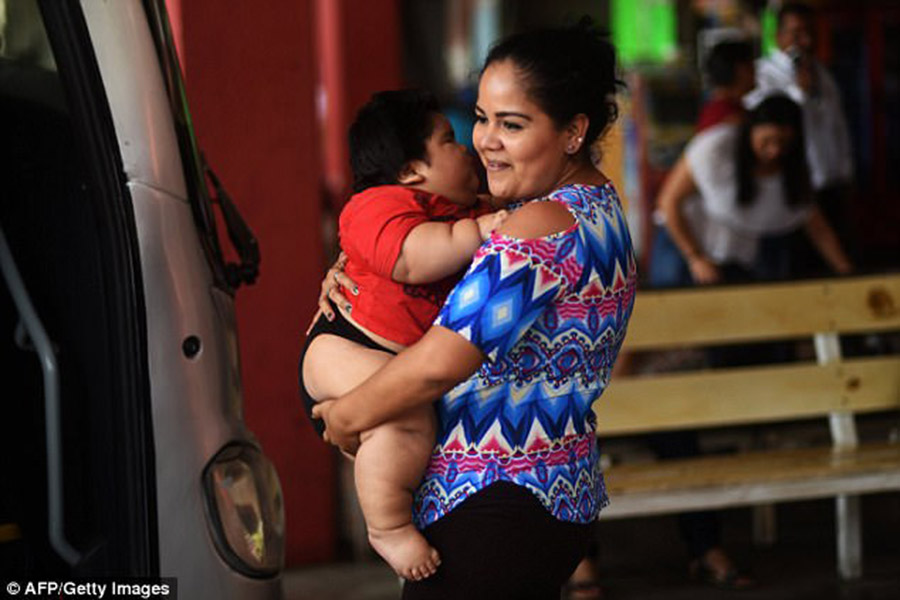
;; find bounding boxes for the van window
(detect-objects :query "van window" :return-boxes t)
[0,0,62,106]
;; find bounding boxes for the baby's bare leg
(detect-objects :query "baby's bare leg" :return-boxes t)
[302,334,392,401]
[356,405,439,581]
[304,334,439,580]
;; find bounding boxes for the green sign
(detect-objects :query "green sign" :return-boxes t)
[612,0,677,65]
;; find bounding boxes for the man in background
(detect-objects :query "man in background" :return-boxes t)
[745,1,855,273]
[697,39,755,132]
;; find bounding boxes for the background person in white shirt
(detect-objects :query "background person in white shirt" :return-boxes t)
[650,97,852,590]
[659,95,852,285]
[616,95,852,595]
[744,1,855,274]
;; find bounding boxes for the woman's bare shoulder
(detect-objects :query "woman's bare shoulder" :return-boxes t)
[496,199,575,240]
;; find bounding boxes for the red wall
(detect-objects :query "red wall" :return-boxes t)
[166,0,332,564]
[166,0,402,565]
[318,0,403,206]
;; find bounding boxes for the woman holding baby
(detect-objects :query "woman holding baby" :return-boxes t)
[314,21,636,599]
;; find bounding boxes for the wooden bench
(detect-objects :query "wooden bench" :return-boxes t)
[595,273,900,580]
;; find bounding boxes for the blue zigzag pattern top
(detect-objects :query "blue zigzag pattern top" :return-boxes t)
[413,183,638,529]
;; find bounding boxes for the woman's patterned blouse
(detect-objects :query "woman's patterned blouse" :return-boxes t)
[413,183,638,529]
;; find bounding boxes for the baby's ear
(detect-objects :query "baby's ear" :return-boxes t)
[397,160,426,186]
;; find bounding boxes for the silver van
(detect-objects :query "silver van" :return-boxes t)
[0,0,284,597]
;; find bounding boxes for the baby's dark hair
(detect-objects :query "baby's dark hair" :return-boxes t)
[349,89,440,193]
[705,40,754,87]
[482,17,621,149]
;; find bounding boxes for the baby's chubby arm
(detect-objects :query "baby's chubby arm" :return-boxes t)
[391,210,508,285]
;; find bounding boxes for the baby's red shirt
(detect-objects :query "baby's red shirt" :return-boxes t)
[339,185,490,346]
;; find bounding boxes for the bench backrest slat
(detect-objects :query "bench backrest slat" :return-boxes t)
[622,275,900,351]
[596,356,900,437]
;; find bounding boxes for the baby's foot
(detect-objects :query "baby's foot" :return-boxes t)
[368,523,441,581]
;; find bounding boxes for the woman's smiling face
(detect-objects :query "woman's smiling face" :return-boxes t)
[473,60,574,201]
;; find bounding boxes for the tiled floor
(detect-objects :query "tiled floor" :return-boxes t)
[283,494,900,600]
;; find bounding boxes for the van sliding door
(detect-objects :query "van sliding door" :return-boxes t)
[0,0,156,577]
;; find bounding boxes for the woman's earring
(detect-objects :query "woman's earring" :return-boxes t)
[567,137,583,154]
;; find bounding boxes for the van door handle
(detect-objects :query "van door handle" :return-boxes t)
[0,224,80,566]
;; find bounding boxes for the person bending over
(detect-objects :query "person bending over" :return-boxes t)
[658,94,851,286]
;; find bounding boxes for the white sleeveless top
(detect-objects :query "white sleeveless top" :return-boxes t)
[680,123,811,267]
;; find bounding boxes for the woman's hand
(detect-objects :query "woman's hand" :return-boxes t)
[657,155,712,285]
[306,252,358,334]
[688,255,721,285]
[803,207,854,276]
[312,399,361,455]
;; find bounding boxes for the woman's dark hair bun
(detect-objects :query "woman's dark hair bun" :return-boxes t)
[483,16,622,146]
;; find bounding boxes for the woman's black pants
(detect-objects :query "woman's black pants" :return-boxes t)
[402,482,593,600]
